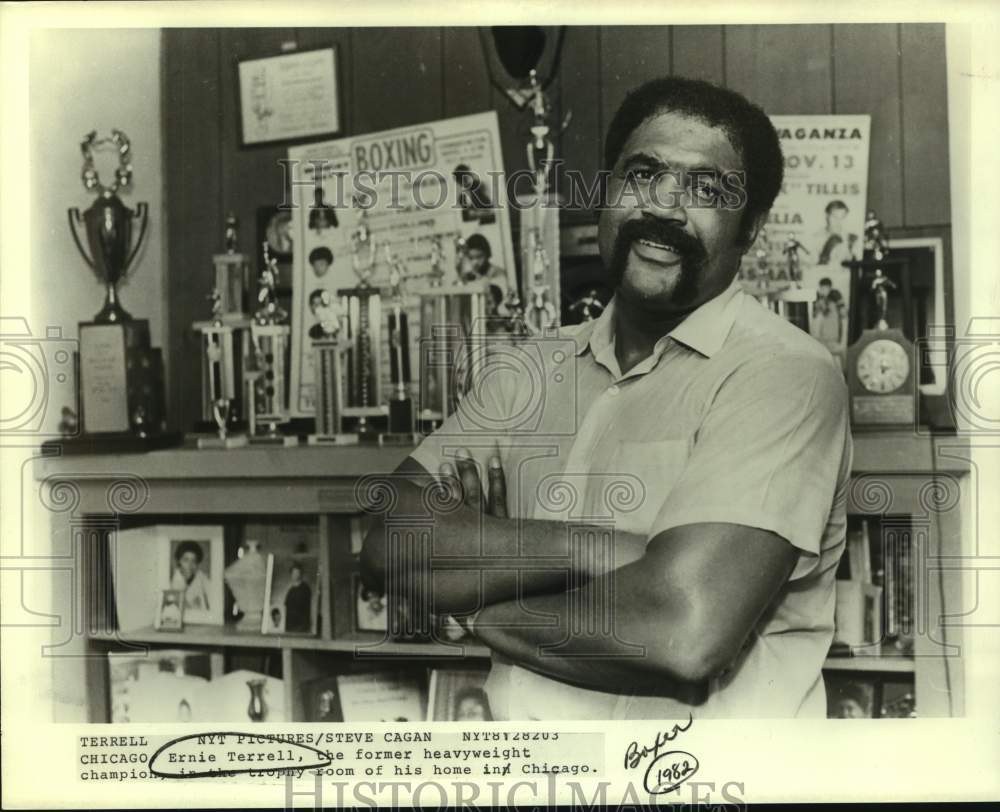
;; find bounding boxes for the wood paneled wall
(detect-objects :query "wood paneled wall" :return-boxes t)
[163,24,951,430]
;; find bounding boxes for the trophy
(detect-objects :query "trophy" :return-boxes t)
[193,290,249,448]
[213,214,250,322]
[244,243,296,445]
[379,246,418,444]
[412,237,490,431]
[68,129,167,440]
[307,295,354,446]
[337,214,387,439]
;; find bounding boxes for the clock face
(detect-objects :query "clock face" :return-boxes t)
[856,338,910,393]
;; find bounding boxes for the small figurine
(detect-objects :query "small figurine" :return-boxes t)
[224,212,239,254]
[525,229,557,332]
[870,267,897,330]
[454,235,469,283]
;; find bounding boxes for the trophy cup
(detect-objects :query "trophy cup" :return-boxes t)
[379,246,418,445]
[67,129,168,442]
[244,243,297,446]
[337,214,388,440]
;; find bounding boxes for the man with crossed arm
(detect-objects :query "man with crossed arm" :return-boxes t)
[362,77,851,720]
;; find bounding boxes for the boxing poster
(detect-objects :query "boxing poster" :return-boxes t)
[287,111,517,417]
[739,115,871,365]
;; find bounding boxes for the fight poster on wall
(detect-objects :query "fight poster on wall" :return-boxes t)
[286,111,517,417]
[740,115,871,365]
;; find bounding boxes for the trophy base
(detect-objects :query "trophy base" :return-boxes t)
[248,433,300,447]
[377,432,422,446]
[307,433,360,446]
[195,433,250,450]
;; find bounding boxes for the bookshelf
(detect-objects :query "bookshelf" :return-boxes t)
[36,432,970,722]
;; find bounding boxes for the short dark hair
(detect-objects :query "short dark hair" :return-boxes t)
[309,246,333,265]
[309,288,327,305]
[603,76,783,241]
[819,277,833,287]
[173,540,204,564]
[825,200,849,215]
[465,234,491,257]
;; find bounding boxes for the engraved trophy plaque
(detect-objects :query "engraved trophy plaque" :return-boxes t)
[68,129,168,441]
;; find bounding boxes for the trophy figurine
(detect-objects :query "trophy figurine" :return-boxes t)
[783,237,809,286]
[525,228,558,333]
[67,129,169,441]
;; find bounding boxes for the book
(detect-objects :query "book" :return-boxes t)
[427,667,492,721]
[336,670,426,722]
[833,579,882,653]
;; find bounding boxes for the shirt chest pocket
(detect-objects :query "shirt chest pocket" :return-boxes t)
[606,439,690,534]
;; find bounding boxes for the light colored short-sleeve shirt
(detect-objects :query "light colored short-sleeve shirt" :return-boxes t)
[411,279,853,720]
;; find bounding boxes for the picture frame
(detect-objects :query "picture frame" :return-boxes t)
[353,574,387,633]
[427,667,493,721]
[155,525,225,626]
[154,589,185,631]
[236,45,341,147]
[261,550,320,636]
[301,676,344,723]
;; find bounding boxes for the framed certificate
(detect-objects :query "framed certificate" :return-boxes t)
[236,45,341,146]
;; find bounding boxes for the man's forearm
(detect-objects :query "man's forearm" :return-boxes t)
[360,479,647,614]
[472,561,715,696]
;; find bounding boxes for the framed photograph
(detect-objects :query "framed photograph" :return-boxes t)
[824,674,877,719]
[155,525,225,626]
[154,589,184,631]
[262,551,319,636]
[301,676,344,723]
[427,667,493,721]
[236,46,341,146]
[353,575,387,633]
[336,670,426,722]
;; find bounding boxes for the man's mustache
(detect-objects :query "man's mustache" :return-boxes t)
[613,218,707,263]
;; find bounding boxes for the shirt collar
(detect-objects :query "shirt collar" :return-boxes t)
[572,277,743,360]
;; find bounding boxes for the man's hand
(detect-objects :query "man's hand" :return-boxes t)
[438,449,508,518]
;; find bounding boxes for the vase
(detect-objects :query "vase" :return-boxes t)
[224,539,267,631]
[246,678,267,721]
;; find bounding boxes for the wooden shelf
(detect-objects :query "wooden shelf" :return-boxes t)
[89,626,491,659]
[822,655,915,673]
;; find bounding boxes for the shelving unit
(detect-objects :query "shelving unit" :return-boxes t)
[37,432,969,721]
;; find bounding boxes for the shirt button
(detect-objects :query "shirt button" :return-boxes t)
[608,385,620,396]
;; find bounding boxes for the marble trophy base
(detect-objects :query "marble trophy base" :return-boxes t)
[306,433,359,446]
[195,433,249,449]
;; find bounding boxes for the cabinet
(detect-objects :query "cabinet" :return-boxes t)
[36,434,968,722]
